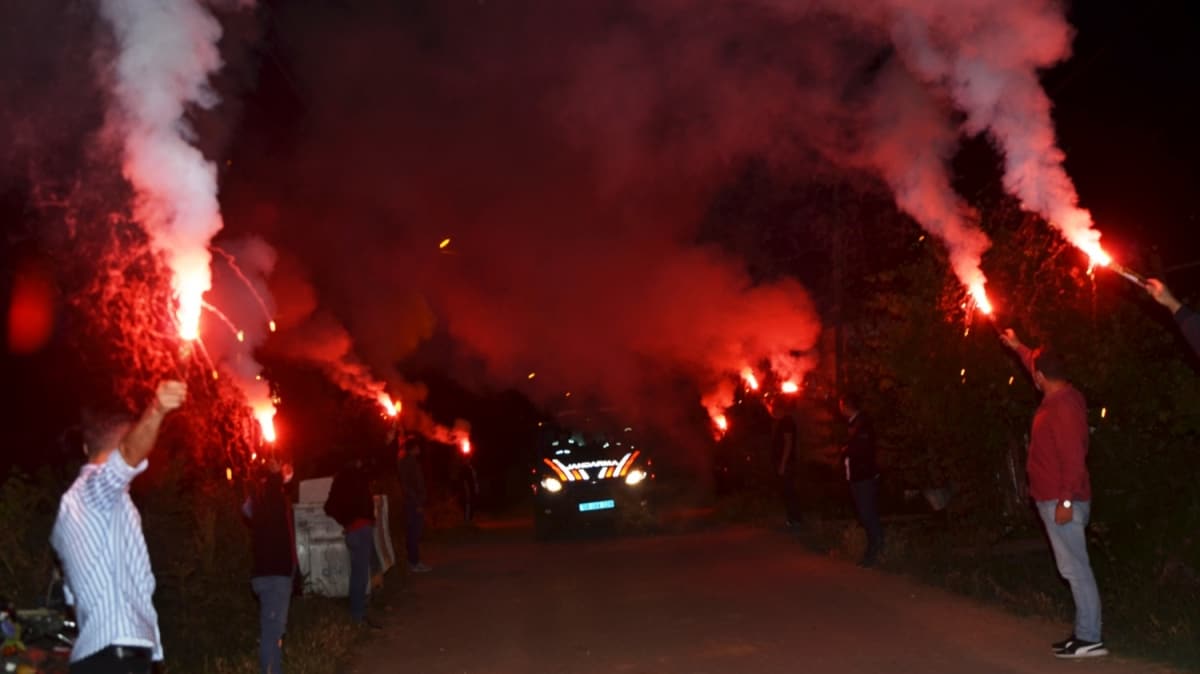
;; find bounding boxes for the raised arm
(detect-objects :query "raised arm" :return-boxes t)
[1147,279,1200,358]
[999,329,1036,375]
[119,381,187,468]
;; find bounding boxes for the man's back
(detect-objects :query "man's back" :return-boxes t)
[51,452,161,662]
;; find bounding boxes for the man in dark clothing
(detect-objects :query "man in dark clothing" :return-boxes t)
[456,449,480,525]
[1001,330,1106,659]
[323,457,377,625]
[243,459,297,674]
[838,393,883,567]
[396,434,431,573]
[1146,279,1200,357]
[768,397,802,527]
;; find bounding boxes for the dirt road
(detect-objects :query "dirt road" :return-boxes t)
[352,523,1177,673]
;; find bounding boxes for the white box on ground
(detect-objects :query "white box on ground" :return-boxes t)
[294,477,396,597]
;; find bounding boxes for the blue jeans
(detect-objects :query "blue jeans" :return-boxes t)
[1036,500,1102,641]
[251,575,292,674]
[850,476,884,560]
[405,501,424,565]
[345,525,375,622]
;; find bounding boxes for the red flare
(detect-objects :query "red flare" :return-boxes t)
[255,407,277,443]
[968,282,993,316]
[740,367,760,391]
[378,393,400,417]
[780,380,799,395]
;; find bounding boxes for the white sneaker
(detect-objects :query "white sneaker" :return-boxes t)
[1055,639,1108,658]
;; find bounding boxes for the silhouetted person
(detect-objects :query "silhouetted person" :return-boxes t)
[768,396,802,527]
[51,380,187,673]
[456,451,480,525]
[1145,279,1200,357]
[1001,330,1106,659]
[324,455,378,626]
[397,434,431,573]
[838,393,883,567]
[243,458,298,674]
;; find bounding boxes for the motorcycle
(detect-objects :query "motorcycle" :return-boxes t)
[1,573,76,674]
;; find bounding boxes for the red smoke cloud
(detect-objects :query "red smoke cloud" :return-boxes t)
[2,0,1103,446]
[221,0,838,438]
[222,0,1098,437]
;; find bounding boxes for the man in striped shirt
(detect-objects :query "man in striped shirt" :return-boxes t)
[51,380,187,673]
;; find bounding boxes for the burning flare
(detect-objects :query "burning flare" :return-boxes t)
[378,393,400,417]
[780,380,800,395]
[968,282,993,316]
[255,406,277,444]
[741,367,760,391]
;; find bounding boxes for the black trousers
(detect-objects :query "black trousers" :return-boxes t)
[70,646,154,674]
[850,476,884,558]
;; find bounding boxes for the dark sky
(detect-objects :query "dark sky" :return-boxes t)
[1042,1,1199,266]
[1,0,1198,469]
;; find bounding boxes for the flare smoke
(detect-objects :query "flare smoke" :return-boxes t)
[97,0,272,423]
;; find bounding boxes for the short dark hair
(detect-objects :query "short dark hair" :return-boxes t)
[80,407,133,456]
[1033,348,1069,382]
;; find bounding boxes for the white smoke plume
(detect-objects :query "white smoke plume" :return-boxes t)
[96,0,274,431]
[863,59,991,294]
[882,0,1107,261]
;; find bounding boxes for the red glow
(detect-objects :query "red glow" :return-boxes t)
[740,368,760,391]
[780,380,799,394]
[378,393,400,417]
[255,407,277,443]
[968,282,993,315]
[7,265,55,355]
[1074,240,1112,268]
[460,437,472,455]
[175,264,208,341]
[714,414,728,432]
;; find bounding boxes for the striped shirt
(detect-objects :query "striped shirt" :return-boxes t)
[51,450,163,662]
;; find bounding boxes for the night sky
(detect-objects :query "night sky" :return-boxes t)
[1,0,1198,471]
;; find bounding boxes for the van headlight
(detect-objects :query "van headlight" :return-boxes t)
[540,476,563,493]
[625,469,646,486]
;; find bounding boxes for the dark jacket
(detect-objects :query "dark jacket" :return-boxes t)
[771,415,798,476]
[398,451,426,508]
[841,412,879,483]
[324,462,375,528]
[456,460,479,499]
[1175,306,1200,358]
[244,472,297,578]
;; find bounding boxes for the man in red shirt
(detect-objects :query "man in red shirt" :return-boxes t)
[1001,330,1106,659]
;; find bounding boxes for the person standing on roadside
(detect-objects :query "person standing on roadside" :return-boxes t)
[837,393,883,568]
[768,396,802,528]
[397,434,432,573]
[243,457,298,674]
[51,380,187,673]
[324,454,379,627]
[1000,330,1107,659]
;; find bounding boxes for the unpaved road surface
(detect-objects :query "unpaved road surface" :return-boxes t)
[352,523,1178,674]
